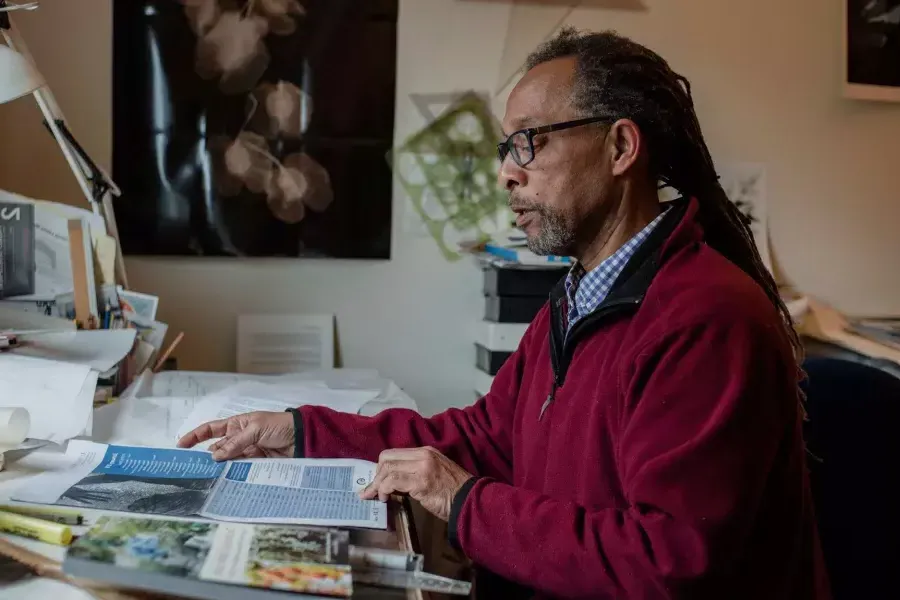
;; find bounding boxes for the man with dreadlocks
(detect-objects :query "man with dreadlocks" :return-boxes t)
[180,29,830,599]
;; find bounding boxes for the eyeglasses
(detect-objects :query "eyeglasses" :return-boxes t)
[497,116,612,167]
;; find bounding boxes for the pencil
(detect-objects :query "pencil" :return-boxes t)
[152,331,184,373]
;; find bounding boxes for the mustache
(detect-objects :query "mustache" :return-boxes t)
[508,194,542,213]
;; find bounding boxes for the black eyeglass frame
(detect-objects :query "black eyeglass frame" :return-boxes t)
[497,116,612,167]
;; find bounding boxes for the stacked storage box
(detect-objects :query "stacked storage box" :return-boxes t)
[475,263,567,396]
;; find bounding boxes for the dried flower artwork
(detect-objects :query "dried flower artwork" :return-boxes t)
[179,0,330,226]
[113,1,397,258]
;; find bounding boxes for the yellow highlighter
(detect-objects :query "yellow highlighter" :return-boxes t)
[0,505,84,525]
[0,510,73,546]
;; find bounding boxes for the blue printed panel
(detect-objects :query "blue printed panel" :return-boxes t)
[93,445,226,480]
[225,462,252,482]
[300,466,353,491]
[204,479,371,521]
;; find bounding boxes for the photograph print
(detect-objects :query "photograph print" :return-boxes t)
[845,0,900,100]
[67,517,217,579]
[244,527,351,597]
[55,472,217,517]
[51,445,227,517]
[112,0,398,259]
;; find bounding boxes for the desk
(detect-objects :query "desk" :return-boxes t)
[0,371,429,600]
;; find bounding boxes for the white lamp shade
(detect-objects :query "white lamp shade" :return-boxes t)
[0,42,43,104]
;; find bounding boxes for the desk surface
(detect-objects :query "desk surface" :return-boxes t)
[0,370,426,600]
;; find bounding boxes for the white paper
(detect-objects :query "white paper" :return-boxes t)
[12,440,109,504]
[217,380,377,413]
[142,370,249,397]
[14,441,386,529]
[0,302,76,333]
[174,383,378,446]
[0,354,94,443]
[75,370,99,438]
[139,369,363,397]
[200,457,385,528]
[237,314,334,374]
[93,395,202,447]
[716,162,771,272]
[10,329,136,372]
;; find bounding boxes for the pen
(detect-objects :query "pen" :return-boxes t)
[0,505,84,526]
[0,510,73,546]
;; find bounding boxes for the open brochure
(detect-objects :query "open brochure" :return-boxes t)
[13,441,386,529]
[64,516,352,600]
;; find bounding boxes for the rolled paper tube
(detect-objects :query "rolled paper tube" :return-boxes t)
[0,407,29,449]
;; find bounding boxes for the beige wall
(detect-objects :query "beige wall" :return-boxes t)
[1,0,899,414]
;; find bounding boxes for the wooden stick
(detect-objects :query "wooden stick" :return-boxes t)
[152,331,184,373]
[68,219,95,328]
[0,536,65,579]
[0,537,165,599]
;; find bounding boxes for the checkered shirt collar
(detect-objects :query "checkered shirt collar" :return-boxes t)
[565,209,668,328]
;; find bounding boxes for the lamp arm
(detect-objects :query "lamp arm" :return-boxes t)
[0,16,130,288]
[1,27,99,215]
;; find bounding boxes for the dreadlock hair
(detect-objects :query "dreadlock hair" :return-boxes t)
[525,28,803,364]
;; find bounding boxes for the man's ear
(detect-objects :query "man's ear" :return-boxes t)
[607,119,642,177]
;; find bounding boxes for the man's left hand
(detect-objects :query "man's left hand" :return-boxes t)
[359,447,473,521]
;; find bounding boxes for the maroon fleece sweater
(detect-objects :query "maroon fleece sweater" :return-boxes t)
[296,199,830,599]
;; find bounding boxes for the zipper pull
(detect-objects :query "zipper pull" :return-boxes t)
[539,381,558,421]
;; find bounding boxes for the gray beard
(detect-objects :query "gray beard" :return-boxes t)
[524,209,576,256]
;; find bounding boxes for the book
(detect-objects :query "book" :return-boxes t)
[13,440,386,529]
[63,516,352,600]
[0,202,35,299]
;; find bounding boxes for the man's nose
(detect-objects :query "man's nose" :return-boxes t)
[498,156,525,191]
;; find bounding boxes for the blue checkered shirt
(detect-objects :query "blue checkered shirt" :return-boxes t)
[565,209,668,331]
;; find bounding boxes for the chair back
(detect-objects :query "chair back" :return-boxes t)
[801,356,900,599]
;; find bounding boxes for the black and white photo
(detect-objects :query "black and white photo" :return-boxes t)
[845,0,900,100]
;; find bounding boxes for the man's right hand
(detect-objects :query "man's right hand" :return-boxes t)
[176,411,296,461]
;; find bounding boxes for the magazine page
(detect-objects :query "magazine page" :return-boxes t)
[13,440,226,517]
[66,516,352,598]
[200,458,386,529]
[15,442,386,529]
[200,522,352,597]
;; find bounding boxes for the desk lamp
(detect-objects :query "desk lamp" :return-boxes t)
[0,0,128,287]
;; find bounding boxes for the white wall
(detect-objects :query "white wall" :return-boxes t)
[2,0,899,415]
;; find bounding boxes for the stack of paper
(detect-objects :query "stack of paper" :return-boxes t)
[174,381,379,446]
[1,188,172,398]
[11,329,136,372]
[95,374,381,450]
[0,354,98,445]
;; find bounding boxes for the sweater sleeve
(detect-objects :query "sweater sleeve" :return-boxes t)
[297,311,543,481]
[450,314,799,599]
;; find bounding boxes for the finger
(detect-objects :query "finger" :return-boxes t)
[372,471,416,502]
[360,461,394,500]
[378,447,430,463]
[381,471,417,501]
[177,418,231,448]
[241,445,266,458]
[361,460,417,500]
[211,426,259,461]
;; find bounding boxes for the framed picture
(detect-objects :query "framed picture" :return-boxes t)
[111,0,398,259]
[844,0,900,101]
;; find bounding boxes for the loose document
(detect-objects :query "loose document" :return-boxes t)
[14,440,386,529]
